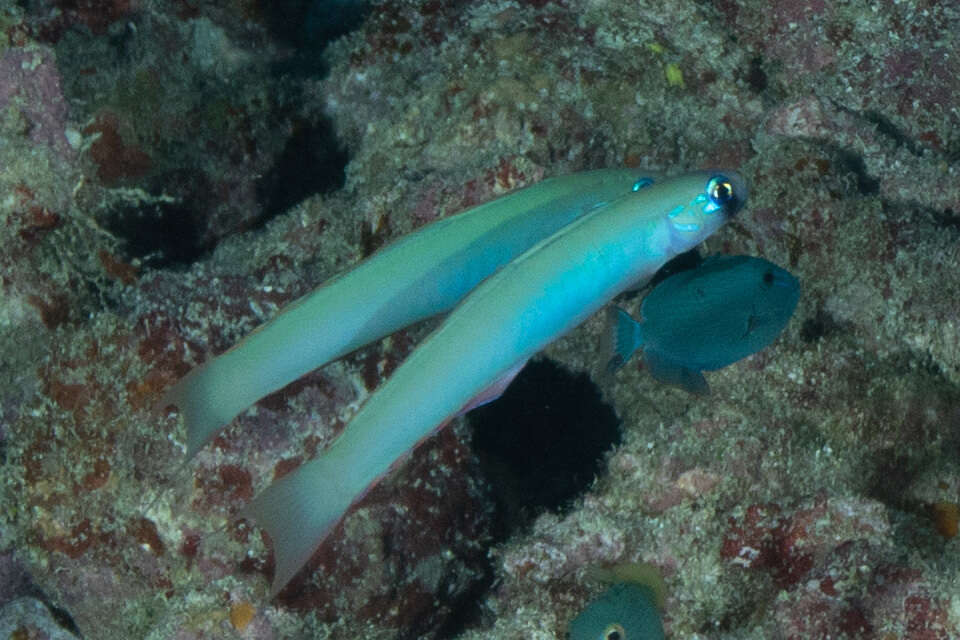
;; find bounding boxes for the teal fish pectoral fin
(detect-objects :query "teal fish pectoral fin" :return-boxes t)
[679,367,710,395]
[454,359,528,417]
[644,349,710,395]
[604,306,643,374]
[742,303,760,339]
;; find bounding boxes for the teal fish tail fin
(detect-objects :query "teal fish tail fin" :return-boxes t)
[242,455,360,596]
[159,366,239,459]
[604,306,644,374]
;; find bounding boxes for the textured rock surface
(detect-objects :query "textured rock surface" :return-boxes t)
[0,597,81,640]
[0,0,958,638]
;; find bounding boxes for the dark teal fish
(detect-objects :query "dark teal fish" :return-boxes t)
[568,582,664,640]
[606,255,800,394]
[568,563,667,640]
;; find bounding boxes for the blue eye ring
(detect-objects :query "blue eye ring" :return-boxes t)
[603,622,626,640]
[707,175,735,208]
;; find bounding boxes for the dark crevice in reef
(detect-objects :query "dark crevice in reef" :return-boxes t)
[862,365,960,557]
[258,0,372,75]
[866,450,928,516]
[743,55,768,93]
[930,206,960,231]
[433,574,496,640]
[254,114,349,226]
[861,110,926,157]
[12,580,83,638]
[468,358,621,542]
[46,599,82,637]
[100,111,348,270]
[102,199,210,269]
[41,0,358,270]
[799,305,845,343]
[826,145,880,195]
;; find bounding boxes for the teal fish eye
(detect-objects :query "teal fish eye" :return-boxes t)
[603,623,626,640]
[707,175,735,207]
[632,177,655,191]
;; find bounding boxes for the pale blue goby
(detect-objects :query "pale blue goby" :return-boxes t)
[242,170,747,594]
[162,168,660,456]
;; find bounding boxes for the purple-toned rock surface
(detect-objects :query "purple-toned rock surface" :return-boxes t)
[0,0,958,638]
[0,598,80,640]
[0,46,72,157]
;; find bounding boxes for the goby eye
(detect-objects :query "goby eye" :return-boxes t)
[707,175,735,208]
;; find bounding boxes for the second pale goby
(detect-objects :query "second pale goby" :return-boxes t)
[244,170,747,594]
[162,168,657,456]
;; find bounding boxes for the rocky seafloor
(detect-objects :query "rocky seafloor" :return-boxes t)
[0,0,958,638]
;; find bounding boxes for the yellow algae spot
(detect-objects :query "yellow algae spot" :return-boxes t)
[665,63,684,88]
[931,501,959,539]
[587,562,668,611]
[230,601,256,631]
[646,42,666,55]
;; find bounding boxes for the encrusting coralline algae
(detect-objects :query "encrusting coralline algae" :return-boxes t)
[0,0,958,638]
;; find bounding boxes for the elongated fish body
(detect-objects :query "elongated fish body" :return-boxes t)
[244,171,746,594]
[608,255,800,393]
[163,168,656,455]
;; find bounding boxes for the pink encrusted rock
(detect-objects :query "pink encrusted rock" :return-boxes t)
[721,496,890,588]
[501,517,628,585]
[0,47,72,159]
[719,497,959,638]
[0,39,115,337]
[766,96,960,214]
[862,566,957,640]
[5,0,960,638]
[770,558,958,640]
[760,0,837,78]
[765,96,833,140]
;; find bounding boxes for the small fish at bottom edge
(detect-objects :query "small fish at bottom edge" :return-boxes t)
[568,563,667,640]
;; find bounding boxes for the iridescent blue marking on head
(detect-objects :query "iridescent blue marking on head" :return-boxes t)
[632,177,655,192]
[659,171,746,252]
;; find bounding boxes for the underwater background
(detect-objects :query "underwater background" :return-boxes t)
[0,0,958,637]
